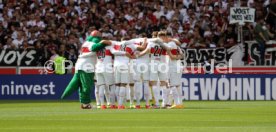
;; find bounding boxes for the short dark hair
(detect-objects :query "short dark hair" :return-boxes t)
[121,36,130,41]
[166,31,172,37]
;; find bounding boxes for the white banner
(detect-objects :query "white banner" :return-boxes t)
[227,44,244,66]
[230,7,255,24]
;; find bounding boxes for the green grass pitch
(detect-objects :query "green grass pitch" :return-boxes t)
[0,101,275,132]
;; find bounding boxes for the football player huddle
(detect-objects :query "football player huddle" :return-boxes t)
[94,31,185,109]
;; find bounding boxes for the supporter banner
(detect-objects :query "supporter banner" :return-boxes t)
[181,74,276,101]
[230,7,255,24]
[245,41,276,65]
[0,49,38,66]
[0,75,79,100]
[183,41,276,66]
[183,44,243,66]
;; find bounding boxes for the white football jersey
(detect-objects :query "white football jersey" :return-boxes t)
[112,40,138,67]
[167,41,181,69]
[130,38,150,64]
[147,39,167,64]
[75,41,97,73]
[95,42,125,72]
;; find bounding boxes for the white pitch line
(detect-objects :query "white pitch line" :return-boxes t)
[0,118,275,123]
[0,126,276,130]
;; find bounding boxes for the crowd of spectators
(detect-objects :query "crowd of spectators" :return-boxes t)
[0,0,275,66]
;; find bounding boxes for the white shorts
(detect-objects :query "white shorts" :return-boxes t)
[133,63,150,81]
[150,72,167,82]
[114,66,129,84]
[168,69,182,86]
[149,63,168,82]
[96,72,114,86]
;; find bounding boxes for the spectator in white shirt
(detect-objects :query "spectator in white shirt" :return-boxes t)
[153,4,164,20]
[35,16,46,29]
[12,32,24,49]
[3,38,16,49]
[183,0,192,8]
[28,33,37,46]
[27,14,36,27]
[165,5,175,21]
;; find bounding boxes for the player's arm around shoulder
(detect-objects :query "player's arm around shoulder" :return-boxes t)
[136,43,150,58]
[136,38,148,51]
[167,43,184,60]
[171,47,185,60]
[91,40,112,52]
[110,45,126,56]
[155,38,171,51]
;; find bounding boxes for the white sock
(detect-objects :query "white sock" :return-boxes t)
[143,81,150,106]
[109,85,116,105]
[134,81,142,105]
[129,85,134,105]
[115,86,120,102]
[167,89,173,105]
[99,85,105,106]
[161,86,169,107]
[104,85,110,105]
[95,84,100,106]
[152,85,160,106]
[171,86,180,105]
[118,86,126,106]
[177,86,183,105]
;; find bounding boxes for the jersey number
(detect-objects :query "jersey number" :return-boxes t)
[97,49,105,59]
[120,45,127,51]
[153,45,164,57]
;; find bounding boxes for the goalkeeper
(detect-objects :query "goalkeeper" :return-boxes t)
[61,30,110,109]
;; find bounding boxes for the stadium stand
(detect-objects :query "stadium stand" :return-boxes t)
[0,0,275,67]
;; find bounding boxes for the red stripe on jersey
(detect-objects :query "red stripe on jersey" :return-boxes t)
[161,50,167,55]
[105,49,112,56]
[114,45,120,50]
[171,49,178,55]
[114,45,121,50]
[81,47,90,53]
[150,48,155,53]
[126,47,133,55]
